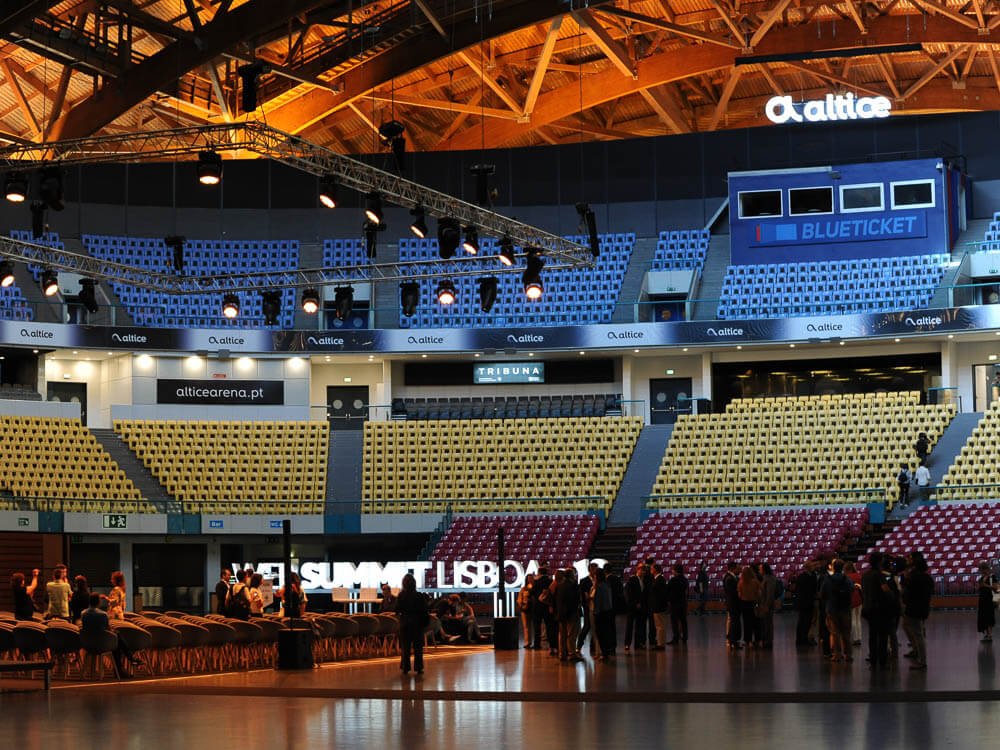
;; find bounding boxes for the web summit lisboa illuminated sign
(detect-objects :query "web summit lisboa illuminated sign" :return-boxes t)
[765,93,892,125]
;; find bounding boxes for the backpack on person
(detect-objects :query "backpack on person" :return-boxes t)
[897,468,910,486]
[226,582,251,619]
[833,577,853,610]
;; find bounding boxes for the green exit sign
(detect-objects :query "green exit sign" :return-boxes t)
[17,517,30,527]
[102,514,127,530]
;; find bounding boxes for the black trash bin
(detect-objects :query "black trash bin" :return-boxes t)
[493,617,519,650]
[277,628,314,669]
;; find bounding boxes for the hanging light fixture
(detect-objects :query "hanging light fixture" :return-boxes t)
[409,206,428,238]
[301,289,320,315]
[197,151,223,185]
[436,280,456,305]
[221,293,240,319]
[462,225,479,255]
[498,235,515,267]
[318,175,338,208]
[41,268,59,297]
[522,250,544,300]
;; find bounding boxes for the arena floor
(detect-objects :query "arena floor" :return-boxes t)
[4,611,999,749]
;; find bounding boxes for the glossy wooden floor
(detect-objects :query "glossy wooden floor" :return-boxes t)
[4,612,1000,749]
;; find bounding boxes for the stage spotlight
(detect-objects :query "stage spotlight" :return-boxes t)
[39,165,64,210]
[400,282,420,317]
[318,175,338,208]
[436,280,456,305]
[470,163,496,207]
[221,293,240,319]
[378,120,406,173]
[498,235,515,267]
[364,192,384,225]
[1,260,16,287]
[261,290,282,326]
[5,172,27,203]
[409,205,428,238]
[363,219,382,258]
[30,201,45,238]
[301,288,320,315]
[334,286,354,320]
[437,217,460,259]
[164,235,185,273]
[197,151,223,185]
[41,268,59,297]
[79,278,99,313]
[237,60,270,113]
[462,225,479,255]
[478,276,498,313]
[576,202,600,258]
[522,249,544,300]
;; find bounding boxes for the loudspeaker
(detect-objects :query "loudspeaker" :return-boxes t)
[277,628,314,669]
[492,617,519,650]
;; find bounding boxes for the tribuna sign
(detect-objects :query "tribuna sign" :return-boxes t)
[765,93,892,125]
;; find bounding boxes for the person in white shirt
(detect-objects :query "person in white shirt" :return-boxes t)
[914,460,931,504]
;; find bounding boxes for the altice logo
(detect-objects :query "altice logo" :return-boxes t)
[111,332,148,343]
[905,316,943,327]
[507,334,543,344]
[307,336,345,346]
[607,331,644,340]
[706,327,744,337]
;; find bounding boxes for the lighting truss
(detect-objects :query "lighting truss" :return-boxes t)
[0,123,593,292]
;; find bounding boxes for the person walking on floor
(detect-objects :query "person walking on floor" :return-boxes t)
[901,551,933,670]
[395,573,429,675]
[737,566,761,649]
[723,562,742,650]
[695,562,710,616]
[976,561,998,642]
[666,564,689,644]
[649,563,669,650]
[624,563,648,651]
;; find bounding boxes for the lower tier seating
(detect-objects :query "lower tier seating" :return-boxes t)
[363,416,643,513]
[392,393,621,420]
[871,502,1000,594]
[631,507,868,593]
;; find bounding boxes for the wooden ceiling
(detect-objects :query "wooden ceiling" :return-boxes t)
[1,0,999,156]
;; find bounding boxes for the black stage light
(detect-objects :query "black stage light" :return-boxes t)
[409,205,428,238]
[400,281,420,317]
[462,225,479,255]
[436,280,456,305]
[379,120,406,173]
[222,293,240,319]
[301,288,320,315]
[237,60,270,113]
[30,201,46,238]
[78,278,99,313]
[498,235,515,267]
[164,235,186,273]
[437,217,460,259]
[470,163,496,207]
[39,165,64,211]
[478,276,498,313]
[364,192,384,225]
[522,249,544,300]
[319,175,338,208]
[0,260,15,287]
[261,290,282,326]
[5,172,27,203]
[576,202,600,258]
[41,268,59,297]
[197,151,223,186]
[363,219,382,258]
[334,286,354,320]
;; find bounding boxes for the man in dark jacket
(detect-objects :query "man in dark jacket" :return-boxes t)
[215,567,231,616]
[819,560,854,661]
[624,563,648,650]
[531,566,557,653]
[666,564,689,644]
[793,566,818,647]
[862,551,900,669]
[648,563,669,650]
[723,562,742,649]
[577,562,599,654]
[901,551,933,670]
[555,568,582,661]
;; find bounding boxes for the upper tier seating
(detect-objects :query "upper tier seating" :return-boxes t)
[391,393,622,420]
[323,237,368,267]
[937,401,1000,499]
[983,212,1000,250]
[651,392,955,509]
[0,416,149,511]
[0,384,42,401]
[428,514,600,585]
[717,253,950,319]
[83,234,299,329]
[362,416,643,513]
[9,230,65,285]
[651,229,709,271]
[631,507,868,593]
[396,233,634,328]
[114,420,329,513]
[871,502,1000,594]
[0,280,32,321]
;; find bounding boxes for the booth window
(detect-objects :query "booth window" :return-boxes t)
[891,180,935,209]
[840,184,884,213]
[789,186,833,215]
[738,190,782,218]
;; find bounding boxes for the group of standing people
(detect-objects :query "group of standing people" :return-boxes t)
[214,567,305,619]
[626,561,695,650]
[722,562,781,650]
[11,565,127,623]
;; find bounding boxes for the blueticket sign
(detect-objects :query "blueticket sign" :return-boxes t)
[752,213,926,246]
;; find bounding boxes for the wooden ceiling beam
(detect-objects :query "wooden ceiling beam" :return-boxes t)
[368,92,523,121]
[0,59,41,138]
[523,17,562,117]
[572,8,636,79]
[434,90,482,147]
[707,0,748,47]
[906,0,979,29]
[989,48,1000,94]
[749,0,795,49]
[595,6,741,50]
[707,68,741,130]
[902,45,969,98]
[758,64,784,95]
[876,54,902,99]
[639,85,692,133]
[842,0,869,34]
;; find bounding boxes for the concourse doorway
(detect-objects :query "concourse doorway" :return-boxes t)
[649,378,693,424]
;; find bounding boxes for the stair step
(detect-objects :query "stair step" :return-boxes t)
[90,428,173,510]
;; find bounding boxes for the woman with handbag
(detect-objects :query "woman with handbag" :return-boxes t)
[518,573,535,648]
[976,561,999,642]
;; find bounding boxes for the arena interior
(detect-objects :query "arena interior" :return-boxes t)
[4,0,1000,746]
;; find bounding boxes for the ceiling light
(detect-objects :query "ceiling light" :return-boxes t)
[522,249,544,300]
[41,268,58,297]
[378,120,407,173]
[409,206,428,238]
[462,225,479,255]
[437,217,460,259]
[261,290,282,326]
[39,165,64,211]
[400,282,420,317]
[301,289,320,315]
[478,276,498,313]
[436,280,456,305]
[79,278,98,313]
[0,260,14,287]
[4,172,27,203]
[318,175,338,208]
[222,293,240,319]
[197,151,223,185]
[498,235,515,266]
[334,286,354,320]
[364,192,383,225]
